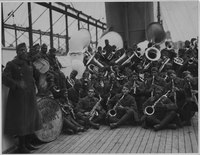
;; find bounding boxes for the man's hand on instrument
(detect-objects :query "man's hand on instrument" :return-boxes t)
[84,112,90,116]
[191,90,198,94]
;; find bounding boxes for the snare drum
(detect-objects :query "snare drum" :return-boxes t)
[33,58,50,74]
[35,97,63,142]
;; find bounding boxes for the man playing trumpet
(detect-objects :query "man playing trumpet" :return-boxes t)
[106,84,139,129]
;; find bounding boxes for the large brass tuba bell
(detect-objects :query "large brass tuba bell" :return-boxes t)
[86,54,104,74]
[145,47,161,61]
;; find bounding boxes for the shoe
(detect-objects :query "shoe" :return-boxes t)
[153,124,161,131]
[181,121,191,126]
[77,127,85,132]
[16,146,31,153]
[25,143,40,150]
[92,123,100,130]
[110,123,118,129]
[167,123,177,130]
[63,128,75,135]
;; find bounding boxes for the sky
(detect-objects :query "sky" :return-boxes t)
[2,1,199,48]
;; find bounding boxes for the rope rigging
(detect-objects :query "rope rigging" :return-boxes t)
[33,14,65,45]
[4,2,24,23]
[12,7,49,44]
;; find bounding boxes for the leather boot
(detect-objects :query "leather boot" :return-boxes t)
[18,136,31,153]
[89,120,100,130]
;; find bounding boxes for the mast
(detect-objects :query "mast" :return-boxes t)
[157,1,162,25]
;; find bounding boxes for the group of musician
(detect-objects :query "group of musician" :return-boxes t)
[2,36,198,152]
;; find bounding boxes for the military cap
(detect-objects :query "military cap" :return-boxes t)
[123,83,132,90]
[49,48,57,53]
[16,42,26,51]
[182,70,191,77]
[167,69,176,76]
[41,43,47,49]
[151,67,158,72]
[33,43,40,49]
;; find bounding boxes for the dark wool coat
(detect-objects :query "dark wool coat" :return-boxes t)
[2,58,42,136]
[108,93,139,121]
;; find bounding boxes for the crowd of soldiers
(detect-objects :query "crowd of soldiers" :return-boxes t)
[2,36,198,152]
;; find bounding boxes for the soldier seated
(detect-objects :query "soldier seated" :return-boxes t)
[76,88,106,129]
[107,84,140,129]
[141,86,180,131]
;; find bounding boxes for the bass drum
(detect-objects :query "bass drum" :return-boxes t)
[35,97,63,142]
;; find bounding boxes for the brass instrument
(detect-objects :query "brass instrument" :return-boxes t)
[58,92,76,119]
[151,76,155,97]
[188,81,198,105]
[106,83,114,106]
[144,90,171,116]
[89,95,103,121]
[143,47,161,70]
[108,93,125,117]
[159,57,170,72]
[172,79,177,106]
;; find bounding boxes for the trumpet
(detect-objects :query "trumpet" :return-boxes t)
[107,93,125,117]
[89,95,103,121]
[144,90,171,116]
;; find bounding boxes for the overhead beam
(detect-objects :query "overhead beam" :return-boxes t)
[36,2,106,30]
[4,23,67,39]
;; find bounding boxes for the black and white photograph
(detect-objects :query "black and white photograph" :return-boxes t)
[1,1,199,154]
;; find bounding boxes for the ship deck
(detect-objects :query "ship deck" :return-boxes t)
[33,113,198,153]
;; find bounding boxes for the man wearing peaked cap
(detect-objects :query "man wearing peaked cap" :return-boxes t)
[2,42,42,153]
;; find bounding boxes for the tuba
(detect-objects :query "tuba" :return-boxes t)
[144,90,171,116]
[86,53,104,74]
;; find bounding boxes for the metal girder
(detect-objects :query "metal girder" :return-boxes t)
[4,23,67,39]
[36,2,106,30]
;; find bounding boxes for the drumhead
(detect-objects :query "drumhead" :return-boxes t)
[33,59,50,74]
[35,97,63,142]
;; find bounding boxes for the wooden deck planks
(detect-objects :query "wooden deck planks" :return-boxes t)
[116,126,137,153]
[103,128,126,153]
[164,129,173,153]
[32,115,198,154]
[124,126,141,153]
[151,129,162,153]
[187,125,198,153]
[178,128,186,153]
[96,127,121,153]
[78,127,107,153]
[66,128,100,153]
[143,128,156,153]
[157,130,167,153]
[183,126,193,153]
[89,127,113,153]
[109,128,127,153]
[172,128,179,153]
[130,128,147,153]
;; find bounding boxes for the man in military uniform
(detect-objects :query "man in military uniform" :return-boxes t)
[141,86,179,131]
[107,84,139,129]
[76,88,106,129]
[2,43,42,153]
[126,71,146,117]
[66,70,78,89]
[178,71,198,126]
[40,43,49,61]
[145,67,166,98]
